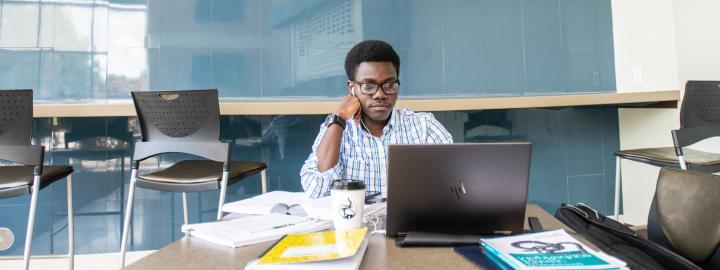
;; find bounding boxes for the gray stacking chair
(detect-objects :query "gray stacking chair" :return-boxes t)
[0,90,74,270]
[647,168,720,269]
[614,81,720,220]
[119,89,267,268]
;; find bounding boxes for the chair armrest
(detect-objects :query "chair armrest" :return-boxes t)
[132,141,231,166]
[672,126,720,149]
[0,145,44,167]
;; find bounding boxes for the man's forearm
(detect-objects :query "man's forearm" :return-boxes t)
[316,124,343,172]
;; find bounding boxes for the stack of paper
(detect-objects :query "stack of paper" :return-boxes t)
[181,214,330,248]
[480,229,627,269]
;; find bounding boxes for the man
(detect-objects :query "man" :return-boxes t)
[300,40,453,198]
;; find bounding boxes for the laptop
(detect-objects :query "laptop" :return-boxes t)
[386,142,532,237]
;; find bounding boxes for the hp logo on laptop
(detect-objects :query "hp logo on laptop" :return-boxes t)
[0,227,13,251]
[450,181,467,199]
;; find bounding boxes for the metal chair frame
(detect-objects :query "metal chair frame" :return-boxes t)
[0,90,74,270]
[614,81,720,220]
[119,89,267,268]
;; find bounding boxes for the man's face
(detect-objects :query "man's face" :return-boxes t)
[349,61,398,123]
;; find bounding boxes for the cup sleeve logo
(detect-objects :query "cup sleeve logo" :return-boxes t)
[339,198,357,220]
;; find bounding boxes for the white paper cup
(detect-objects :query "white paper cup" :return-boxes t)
[331,180,365,231]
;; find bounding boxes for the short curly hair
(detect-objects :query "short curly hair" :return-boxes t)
[344,40,400,81]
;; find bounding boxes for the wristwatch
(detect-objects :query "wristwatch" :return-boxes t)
[325,113,346,129]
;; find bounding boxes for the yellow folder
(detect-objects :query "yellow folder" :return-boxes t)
[259,227,368,264]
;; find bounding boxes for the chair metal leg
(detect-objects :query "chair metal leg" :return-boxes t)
[120,169,138,269]
[261,169,268,194]
[677,155,688,170]
[216,171,229,220]
[23,175,42,270]
[66,174,74,270]
[182,192,189,228]
[614,156,622,221]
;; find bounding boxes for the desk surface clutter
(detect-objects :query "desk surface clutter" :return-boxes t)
[127,204,591,270]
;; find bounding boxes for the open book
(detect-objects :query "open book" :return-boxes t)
[222,191,386,221]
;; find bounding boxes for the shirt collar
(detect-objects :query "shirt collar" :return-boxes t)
[350,109,397,135]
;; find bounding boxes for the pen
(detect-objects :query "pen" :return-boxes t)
[250,219,311,234]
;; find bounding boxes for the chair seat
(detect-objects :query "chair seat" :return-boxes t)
[616,147,720,167]
[0,166,74,198]
[136,160,266,192]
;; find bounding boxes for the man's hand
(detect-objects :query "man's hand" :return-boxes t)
[335,95,361,122]
[317,95,359,172]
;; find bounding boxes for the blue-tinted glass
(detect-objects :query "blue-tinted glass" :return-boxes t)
[212,49,261,98]
[397,48,444,96]
[108,0,148,48]
[0,49,52,96]
[595,0,616,91]
[0,205,31,254]
[0,107,619,255]
[1,0,622,256]
[53,2,95,52]
[0,2,54,48]
[50,51,107,102]
[564,108,606,175]
[50,52,90,99]
[151,48,211,90]
[212,0,246,22]
[523,0,565,93]
[146,0,211,48]
[1,0,615,101]
[107,48,151,99]
[561,0,607,92]
[443,47,484,94]
[568,174,608,213]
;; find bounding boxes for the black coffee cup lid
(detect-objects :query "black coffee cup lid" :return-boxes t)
[331,180,365,190]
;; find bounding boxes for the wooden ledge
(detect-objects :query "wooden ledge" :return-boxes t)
[33,90,679,118]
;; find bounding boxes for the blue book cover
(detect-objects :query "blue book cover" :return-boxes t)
[454,245,513,270]
[479,229,627,270]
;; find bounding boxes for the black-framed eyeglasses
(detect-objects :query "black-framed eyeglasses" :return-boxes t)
[351,80,400,95]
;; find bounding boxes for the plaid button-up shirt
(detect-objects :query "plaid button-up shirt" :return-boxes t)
[300,109,453,198]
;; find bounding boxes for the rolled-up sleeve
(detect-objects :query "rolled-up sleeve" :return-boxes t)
[300,123,344,198]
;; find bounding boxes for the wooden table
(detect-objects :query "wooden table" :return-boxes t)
[35,91,679,117]
[127,204,581,270]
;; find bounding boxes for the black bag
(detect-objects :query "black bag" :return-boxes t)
[555,203,701,270]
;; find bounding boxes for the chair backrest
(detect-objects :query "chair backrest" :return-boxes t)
[131,89,220,142]
[672,81,720,157]
[680,81,720,128]
[0,90,33,146]
[648,168,720,269]
[0,90,44,167]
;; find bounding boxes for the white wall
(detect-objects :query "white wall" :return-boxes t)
[673,1,720,83]
[612,0,720,225]
[612,0,679,225]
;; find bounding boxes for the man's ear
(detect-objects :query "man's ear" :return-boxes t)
[347,81,355,96]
